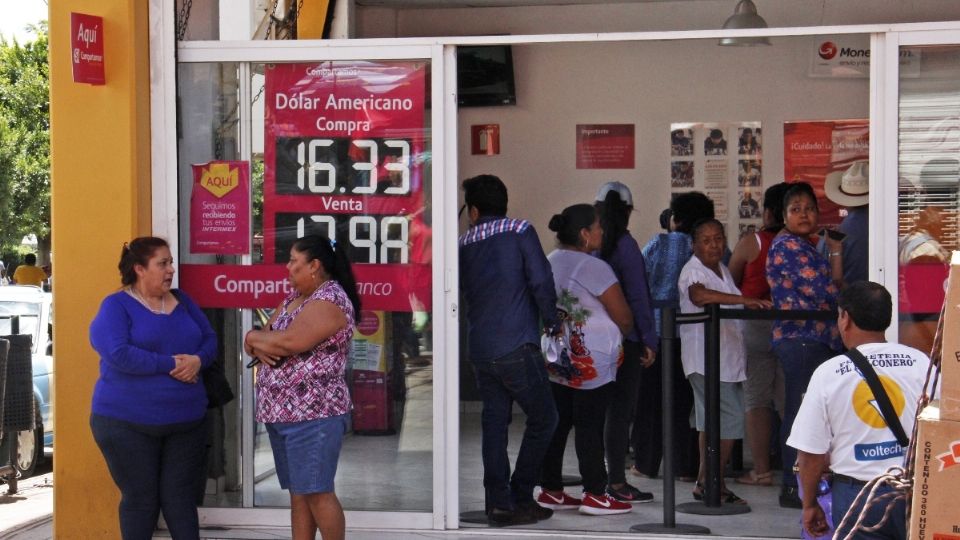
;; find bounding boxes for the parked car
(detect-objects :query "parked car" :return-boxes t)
[0,285,53,478]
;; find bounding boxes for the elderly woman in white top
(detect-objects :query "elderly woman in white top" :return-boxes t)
[678,218,771,505]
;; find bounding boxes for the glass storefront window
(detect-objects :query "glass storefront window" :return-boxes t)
[250,59,434,511]
[176,58,434,513]
[175,61,244,507]
[897,45,960,353]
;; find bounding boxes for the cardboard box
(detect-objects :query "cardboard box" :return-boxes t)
[939,252,960,421]
[909,401,960,539]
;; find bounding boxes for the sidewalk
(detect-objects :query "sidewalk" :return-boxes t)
[0,471,53,540]
[0,469,786,540]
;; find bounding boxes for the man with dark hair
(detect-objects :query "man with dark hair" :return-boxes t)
[787,281,930,539]
[12,253,47,287]
[459,174,559,526]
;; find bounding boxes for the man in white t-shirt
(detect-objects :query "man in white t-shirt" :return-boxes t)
[787,281,930,539]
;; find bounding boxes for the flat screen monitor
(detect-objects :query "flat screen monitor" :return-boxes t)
[456,45,517,107]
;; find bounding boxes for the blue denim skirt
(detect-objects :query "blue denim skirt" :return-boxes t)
[266,413,350,494]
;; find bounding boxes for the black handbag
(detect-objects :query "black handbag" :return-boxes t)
[171,289,235,408]
[844,347,910,447]
[203,359,235,409]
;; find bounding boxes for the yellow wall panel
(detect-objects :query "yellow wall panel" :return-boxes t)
[298,0,333,39]
[49,0,151,537]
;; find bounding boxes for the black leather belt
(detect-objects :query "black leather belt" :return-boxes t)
[832,473,866,485]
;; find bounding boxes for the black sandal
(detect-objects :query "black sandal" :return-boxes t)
[692,482,748,505]
[721,489,747,505]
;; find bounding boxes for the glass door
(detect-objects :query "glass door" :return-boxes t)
[248,58,435,513]
[884,31,960,351]
[166,42,454,530]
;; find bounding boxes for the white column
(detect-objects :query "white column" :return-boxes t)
[219,0,258,40]
[329,0,355,39]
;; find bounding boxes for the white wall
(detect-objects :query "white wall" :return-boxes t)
[459,38,869,247]
[355,1,960,247]
[358,1,960,37]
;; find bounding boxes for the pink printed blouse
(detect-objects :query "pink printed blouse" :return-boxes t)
[255,280,354,423]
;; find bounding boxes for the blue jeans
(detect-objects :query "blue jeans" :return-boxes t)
[774,338,836,486]
[90,414,208,540]
[472,344,559,511]
[833,481,906,539]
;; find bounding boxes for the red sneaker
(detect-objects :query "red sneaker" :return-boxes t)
[536,490,581,510]
[578,492,633,515]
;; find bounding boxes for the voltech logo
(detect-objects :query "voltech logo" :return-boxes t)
[819,41,838,60]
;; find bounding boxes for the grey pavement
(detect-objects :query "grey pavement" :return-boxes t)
[0,474,787,540]
[0,469,53,540]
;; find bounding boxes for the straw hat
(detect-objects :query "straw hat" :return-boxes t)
[824,160,869,207]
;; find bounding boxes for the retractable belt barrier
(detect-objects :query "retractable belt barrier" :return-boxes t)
[632,305,835,533]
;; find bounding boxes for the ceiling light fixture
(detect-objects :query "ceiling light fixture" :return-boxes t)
[718,0,771,47]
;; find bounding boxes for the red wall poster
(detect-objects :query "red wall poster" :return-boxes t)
[190,161,250,255]
[783,120,869,226]
[180,61,431,312]
[576,124,635,169]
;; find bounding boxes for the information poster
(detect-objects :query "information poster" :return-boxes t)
[669,121,762,239]
[190,160,250,255]
[576,124,635,169]
[179,61,432,312]
[783,119,868,226]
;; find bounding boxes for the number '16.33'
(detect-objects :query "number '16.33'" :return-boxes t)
[297,138,411,195]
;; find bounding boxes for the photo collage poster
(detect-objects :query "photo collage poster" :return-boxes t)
[670,122,763,242]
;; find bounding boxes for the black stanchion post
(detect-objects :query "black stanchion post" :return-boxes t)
[704,303,721,507]
[661,308,676,526]
[630,307,710,535]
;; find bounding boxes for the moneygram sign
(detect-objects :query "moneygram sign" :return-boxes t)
[809,35,919,78]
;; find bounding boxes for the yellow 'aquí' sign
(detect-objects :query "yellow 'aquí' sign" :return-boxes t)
[200,162,239,198]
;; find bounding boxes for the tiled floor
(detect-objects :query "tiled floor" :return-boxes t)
[206,359,805,539]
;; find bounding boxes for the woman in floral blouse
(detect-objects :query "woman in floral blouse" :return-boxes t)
[765,182,844,509]
[244,235,361,540]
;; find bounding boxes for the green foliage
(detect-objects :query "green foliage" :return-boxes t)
[0,23,49,253]
[252,158,264,233]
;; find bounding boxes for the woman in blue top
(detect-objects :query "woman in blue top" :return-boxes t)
[89,236,218,540]
[765,182,843,508]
